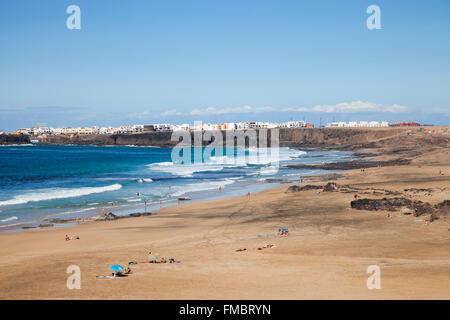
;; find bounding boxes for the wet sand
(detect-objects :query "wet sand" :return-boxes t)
[0,144,449,299]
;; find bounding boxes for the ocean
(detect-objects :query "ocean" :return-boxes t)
[0,145,354,232]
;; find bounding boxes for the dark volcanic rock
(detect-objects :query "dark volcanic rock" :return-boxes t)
[286,159,410,170]
[38,223,54,228]
[104,212,118,220]
[434,200,450,216]
[0,134,30,145]
[285,185,322,193]
[128,212,152,217]
[350,197,433,216]
[323,182,338,191]
[46,218,76,223]
[286,182,338,193]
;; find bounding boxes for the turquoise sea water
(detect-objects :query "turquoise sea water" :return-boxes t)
[0,145,354,231]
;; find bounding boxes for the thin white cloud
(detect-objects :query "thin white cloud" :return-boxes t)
[127,111,150,119]
[305,101,409,113]
[421,106,450,116]
[190,105,276,115]
[160,101,410,116]
[161,109,183,116]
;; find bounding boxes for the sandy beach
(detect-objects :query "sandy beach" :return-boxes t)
[0,139,449,299]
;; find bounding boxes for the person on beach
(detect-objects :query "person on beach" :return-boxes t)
[122,267,132,275]
[247,192,250,200]
[160,200,162,208]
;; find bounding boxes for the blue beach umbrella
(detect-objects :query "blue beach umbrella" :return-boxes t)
[109,265,124,272]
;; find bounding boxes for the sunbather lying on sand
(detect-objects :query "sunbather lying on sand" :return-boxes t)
[97,272,128,278]
[65,234,80,241]
[257,244,277,250]
[122,267,132,274]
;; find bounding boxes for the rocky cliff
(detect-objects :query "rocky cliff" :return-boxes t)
[0,134,30,145]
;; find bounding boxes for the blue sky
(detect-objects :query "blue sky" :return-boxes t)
[0,0,449,130]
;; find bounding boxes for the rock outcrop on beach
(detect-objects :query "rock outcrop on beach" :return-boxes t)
[285,185,322,193]
[285,182,338,193]
[286,159,411,170]
[350,197,434,216]
[95,212,152,221]
[434,200,450,216]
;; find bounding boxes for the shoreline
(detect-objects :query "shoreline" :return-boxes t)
[0,147,346,234]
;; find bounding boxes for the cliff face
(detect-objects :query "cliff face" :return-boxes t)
[4,127,449,149]
[40,131,176,147]
[0,134,30,145]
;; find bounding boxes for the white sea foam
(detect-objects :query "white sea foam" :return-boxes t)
[0,144,33,147]
[147,148,305,177]
[171,178,236,197]
[147,162,224,177]
[259,165,279,176]
[0,216,18,223]
[0,184,122,207]
[0,222,24,228]
[125,145,160,148]
[136,178,153,183]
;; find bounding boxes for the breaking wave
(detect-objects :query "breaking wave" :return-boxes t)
[0,184,123,207]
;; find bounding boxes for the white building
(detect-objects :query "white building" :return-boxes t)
[153,124,173,132]
[278,121,306,128]
[326,121,389,128]
[32,126,51,135]
[18,128,32,135]
[173,124,190,131]
[51,128,64,135]
[132,125,144,133]
[99,127,117,134]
